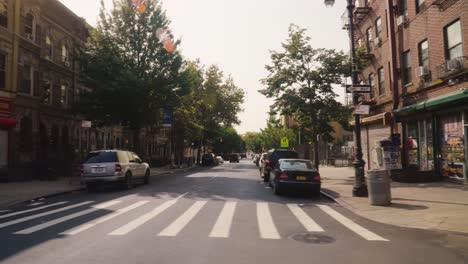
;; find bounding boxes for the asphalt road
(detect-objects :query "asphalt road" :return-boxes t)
[0,160,467,264]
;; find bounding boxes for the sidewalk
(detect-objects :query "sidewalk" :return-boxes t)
[0,165,197,210]
[320,166,468,234]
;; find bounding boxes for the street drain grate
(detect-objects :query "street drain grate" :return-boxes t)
[289,233,335,244]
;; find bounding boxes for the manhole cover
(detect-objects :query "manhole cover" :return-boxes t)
[289,233,335,244]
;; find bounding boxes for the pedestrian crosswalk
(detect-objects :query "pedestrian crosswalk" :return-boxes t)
[0,198,389,242]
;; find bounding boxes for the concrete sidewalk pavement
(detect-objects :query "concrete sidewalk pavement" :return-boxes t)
[320,166,468,234]
[0,165,198,210]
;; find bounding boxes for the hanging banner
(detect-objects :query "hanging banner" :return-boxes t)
[162,108,173,127]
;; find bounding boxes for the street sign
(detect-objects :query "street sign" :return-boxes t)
[354,104,370,115]
[280,137,289,148]
[81,120,92,128]
[346,85,372,93]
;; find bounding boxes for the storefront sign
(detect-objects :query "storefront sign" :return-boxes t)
[354,105,370,115]
[0,97,12,116]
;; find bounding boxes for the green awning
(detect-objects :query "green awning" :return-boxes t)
[394,88,468,117]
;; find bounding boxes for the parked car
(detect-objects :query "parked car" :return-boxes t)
[260,148,299,182]
[258,152,267,169]
[240,153,247,158]
[229,154,240,163]
[269,159,321,196]
[202,153,217,166]
[81,150,150,191]
[216,156,224,164]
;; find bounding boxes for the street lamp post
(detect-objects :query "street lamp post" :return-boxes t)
[324,0,368,197]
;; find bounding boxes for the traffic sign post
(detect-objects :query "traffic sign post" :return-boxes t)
[346,85,371,93]
[280,137,289,148]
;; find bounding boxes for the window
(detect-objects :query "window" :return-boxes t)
[366,27,372,51]
[368,73,375,98]
[45,35,53,60]
[60,84,67,106]
[375,17,382,39]
[416,0,425,14]
[402,51,412,85]
[378,67,385,95]
[398,0,407,15]
[61,45,68,63]
[0,3,7,28]
[24,13,34,38]
[418,40,429,67]
[0,53,5,89]
[42,80,52,104]
[444,20,463,60]
[364,0,370,7]
[19,65,32,94]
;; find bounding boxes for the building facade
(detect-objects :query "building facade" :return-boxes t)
[350,0,468,182]
[0,0,173,181]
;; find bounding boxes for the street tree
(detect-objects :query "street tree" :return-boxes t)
[259,24,350,169]
[258,117,296,151]
[76,0,185,152]
[242,132,263,153]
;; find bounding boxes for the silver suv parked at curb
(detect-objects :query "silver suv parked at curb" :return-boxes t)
[81,150,150,191]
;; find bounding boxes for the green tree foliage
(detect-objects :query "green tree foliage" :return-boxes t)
[242,132,263,153]
[213,126,243,154]
[76,0,185,129]
[258,117,297,151]
[259,24,350,142]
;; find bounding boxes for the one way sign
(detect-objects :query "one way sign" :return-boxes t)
[346,85,372,93]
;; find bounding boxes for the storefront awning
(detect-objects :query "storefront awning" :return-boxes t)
[0,117,16,127]
[394,88,468,117]
[350,112,392,126]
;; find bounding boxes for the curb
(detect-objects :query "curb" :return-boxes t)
[2,185,86,210]
[2,166,201,210]
[320,188,468,236]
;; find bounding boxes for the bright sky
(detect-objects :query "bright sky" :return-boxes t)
[59,0,349,134]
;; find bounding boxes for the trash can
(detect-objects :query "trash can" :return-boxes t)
[367,169,391,206]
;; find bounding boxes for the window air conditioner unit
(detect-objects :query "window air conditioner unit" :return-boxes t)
[396,15,408,27]
[447,59,462,72]
[415,66,429,78]
[374,37,381,47]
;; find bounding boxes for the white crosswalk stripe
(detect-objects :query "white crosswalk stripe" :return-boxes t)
[1,198,387,242]
[0,202,69,219]
[27,202,45,207]
[256,202,280,239]
[60,200,149,235]
[287,204,324,232]
[14,200,122,234]
[317,204,389,241]
[158,201,207,237]
[0,201,93,229]
[108,195,185,236]
[209,201,237,238]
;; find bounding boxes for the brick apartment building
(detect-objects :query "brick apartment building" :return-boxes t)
[0,0,173,181]
[349,0,467,182]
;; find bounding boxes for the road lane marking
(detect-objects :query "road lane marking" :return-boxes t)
[28,202,45,206]
[256,202,280,239]
[60,200,150,235]
[317,205,389,241]
[287,204,324,232]
[14,200,122,234]
[109,198,182,235]
[0,202,69,219]
[158,201,207,237]
[209,201,236,238]
[0,201,93,229]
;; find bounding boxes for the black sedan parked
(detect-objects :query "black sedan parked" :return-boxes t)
[269,159,320,196]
